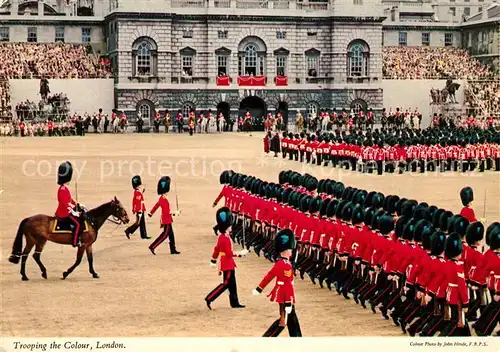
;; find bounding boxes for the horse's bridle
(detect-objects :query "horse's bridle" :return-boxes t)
[108,204,128,225]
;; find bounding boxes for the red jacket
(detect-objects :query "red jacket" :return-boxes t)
[405,245,428,285]
[470,249,497,288]
[149,195,173,225]
[55,185,77,218]
[132,189,145,214]
[211,233,237,271]
[257,258,296,304]
[426,257,448,297]
[213,185,232,208]
[444,259,469,305]
[459,206,477,223]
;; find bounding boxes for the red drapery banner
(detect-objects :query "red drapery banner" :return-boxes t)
[237,76,266,86]
[216,76,230,86]
[275,76,288,86]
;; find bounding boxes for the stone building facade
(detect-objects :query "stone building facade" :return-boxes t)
[106,0,386,126]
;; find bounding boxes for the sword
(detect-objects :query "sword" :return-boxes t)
[175,183,180,212]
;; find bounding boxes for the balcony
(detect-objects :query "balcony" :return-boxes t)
[168,0,331,11]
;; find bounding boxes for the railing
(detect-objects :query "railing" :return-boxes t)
[236,1,269,9]
[171,0,207,8]
[214,0,231,7]
[296,1,329,11]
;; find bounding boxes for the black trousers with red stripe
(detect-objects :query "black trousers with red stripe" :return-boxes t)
[263,304,302,337]
[150,224,176,253]
[126,212,148,238]
[205,270,240,307]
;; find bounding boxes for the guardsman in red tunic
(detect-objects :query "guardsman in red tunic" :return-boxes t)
[440,233,471,336]
[125,175,150,240]
[472,224,500,336]
[205,207,247,309]
[148,176,181,255]
[212,170,234,235]
[47,118,54,137]
[253,229,302,337]
[55,161,84,247]
[176,109,183,133]
[463,222,485,321]
[19,119,26,137]
[459,186,477,223]
[163,109,171,133]
[281,132,289,159]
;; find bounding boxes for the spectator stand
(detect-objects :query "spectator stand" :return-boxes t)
[15,93,70,122]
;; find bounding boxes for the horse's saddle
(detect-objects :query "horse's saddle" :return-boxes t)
[51,218,89,234]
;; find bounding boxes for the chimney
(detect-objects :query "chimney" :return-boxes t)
[38,0,44,16]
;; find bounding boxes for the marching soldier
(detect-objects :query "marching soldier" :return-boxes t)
[148,176,181,255]
[176,109,184,133]
[153,111,161,133]
[252,229,302,337]
[205,207,248,310]
[459,186,477,223]
[125,175,150,240]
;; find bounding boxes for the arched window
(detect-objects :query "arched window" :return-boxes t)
[182,103,195,118]
[138,103,151,120]
[132,37,158,77]
[245,44,258,75]
[350,99,367,114]
[237,37,267,76]
[137,41,152,75]
[307,102,319,119]
[347,40,370,77]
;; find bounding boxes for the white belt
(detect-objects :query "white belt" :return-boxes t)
[277,281,284,285]
[448,283,458,287]
[494,275,500,278]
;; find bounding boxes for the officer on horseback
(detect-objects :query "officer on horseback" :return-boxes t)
[55,161,85,247]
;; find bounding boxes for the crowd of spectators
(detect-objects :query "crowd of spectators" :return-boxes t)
[382,47,493,80]
[465,80,500,117]
[0,43,111,79]
[0,74,12,120]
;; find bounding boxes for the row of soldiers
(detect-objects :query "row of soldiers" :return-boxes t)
[273,125,500,174]
[0,119,81,137]
[213,169,500,336]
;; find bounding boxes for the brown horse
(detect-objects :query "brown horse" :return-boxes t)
[8,197,130,281]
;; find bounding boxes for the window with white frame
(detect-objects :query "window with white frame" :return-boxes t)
[138,103,151,120]
[217,55,228,76]
[27,27,37,43]
[182,29,193,38]
[353,0,363,4]
[276,56,287,76]
[351,102,364,114]
[444,33,453,46]
[217,30,228,39]
[306,55,319,77]
[55,27,65,43]
[182,56,193,76]
[0,27,9,42]
[82,27,91,43]
[464,7,470,16]
[276,31,287,40]
[136,41,152,75]
[348,41,369,77]
[398,32,407,46]
[421,32,430,46]
[307,103,319,119]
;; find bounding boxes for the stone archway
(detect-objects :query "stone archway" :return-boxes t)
[239,96,267,131]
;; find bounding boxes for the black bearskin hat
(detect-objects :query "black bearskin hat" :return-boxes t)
[432,208,445,229]
[439,210,453,232]
[300,195,312,213]
[335,200,349,219]
[351,205,365,225]
[219,171,228,185]
[320,198,331,217]
[274,229,296,253]
[364,206,377,228]
[451,215,469,237]
[402,200,418,218]
[57,161,73,185]
[325,180,336,196]
[396,197,408,216]
[378,214,395,235]
[309,196,323,214]
[403,219,417,241]
[395,216,407,239]
[490,225,500,250]
[486,222,500,247]
[317,179,326,194]
[132,175,142,189]
[216,207,233,232]
[414,219,433,243]
[366,191,377,207]
[465,222,484,245]
[341,202,354,222]
[372,193,385,209]
[282,188,293,204]
[353,190,368,206]
[460,186,474,206]
[413,205,428,222]
[422,227,434,251]
[445,232,463,259]
[334,182,345,199]
[426,206,438,222]
[430,231,446,256]
[157,176,171,195]
[385,195,399,214]
[326,199,339,218]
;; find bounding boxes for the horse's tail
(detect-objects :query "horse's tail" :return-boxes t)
[9,218,28,264]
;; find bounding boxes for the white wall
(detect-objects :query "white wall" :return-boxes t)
[9,79,114,115]
[381,79,465,126]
